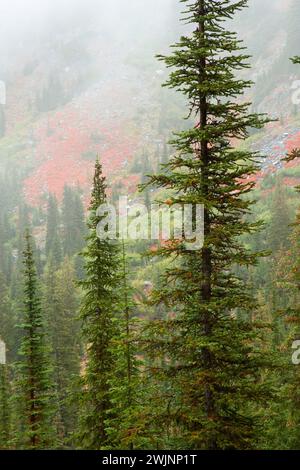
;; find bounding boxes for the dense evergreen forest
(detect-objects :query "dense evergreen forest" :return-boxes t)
[2,0,300,451]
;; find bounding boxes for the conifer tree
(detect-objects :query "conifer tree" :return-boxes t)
[43,258,81,445]
[106,241,143,449]
[45,194,62,267]
[256,203,300,449]
[14,203,30,276]
[77,159,120,450]
[144,0,271,449]
[270,210,300,449]
[279,104,300,447]
[264,179,292,335]
[0,364,10,449]
[283,210,300,449]
[42,258,65,442]
[61,186,86,258]
[14,230,57,449]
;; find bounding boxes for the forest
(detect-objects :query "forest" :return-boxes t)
[1,0,300,453]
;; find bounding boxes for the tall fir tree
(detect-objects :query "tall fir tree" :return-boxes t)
[263,179,292,339]
[144,0,271,449]
[77,159,120,449]
[14,230,57,449]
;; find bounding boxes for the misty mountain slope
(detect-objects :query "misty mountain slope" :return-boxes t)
[0,0,185,205]
[0,0,299,206]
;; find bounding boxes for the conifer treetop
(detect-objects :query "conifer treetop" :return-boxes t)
[90,158,107,212]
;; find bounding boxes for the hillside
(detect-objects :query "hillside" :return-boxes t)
[0,0,300,206]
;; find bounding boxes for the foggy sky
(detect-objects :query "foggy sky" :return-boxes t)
[0,0,288,80]
[0,0,279,42]
[0,0,283,46]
